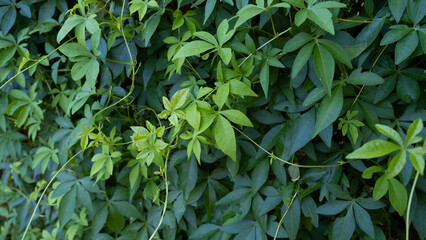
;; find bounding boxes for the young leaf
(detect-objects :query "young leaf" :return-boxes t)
[387,150,406,179]
[362,166,384,179]
[388,178,407,216]
[173,41,216,60]
[313,44,334,96]
[214,115,236,161]
[373,175,389,200]
[405,118,423,146]
[212,83,229,110]
[346,140,400,159]
[220,109,253,127]
[375,124,403,146]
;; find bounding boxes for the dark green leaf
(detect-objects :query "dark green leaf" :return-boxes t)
[313,44,334,96]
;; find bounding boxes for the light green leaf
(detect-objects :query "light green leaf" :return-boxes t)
[129,165,139,189]
[235,5,264,29]
[362,166,384,179]
[294,9,308,26]
[212,83,229,110]
[307,8,334,35]
[375,124,403,146]
[214,115,236,161]
[346,140,400,159]
[395,30,418,65]
[185,102,201,130]
[60,43,92,58]
[171,88,190,109]
[388,178,407,216]
[373,175,388,200]
[387,150,406,179]
[313,44,334,96]
[173,40,216,60]
[57,15,85,42]
[405,118,423,146]
[408,147,425,174]
[220,109,253,127]
[312,84,342,137]
[229,79,258,97]
[193,31,218,46]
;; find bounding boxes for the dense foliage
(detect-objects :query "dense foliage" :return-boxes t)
[0,0,425,239]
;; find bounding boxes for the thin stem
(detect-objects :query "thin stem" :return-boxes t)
[274,192,298,240]
[238,27,291,68]
[234,126,357,168]
[406,171,420,240]
[337,18,372,23]
[0,37,76,91]
[266,10,277,36]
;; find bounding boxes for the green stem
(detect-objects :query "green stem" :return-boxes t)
[274,192,298,240]
[406,171,420,240]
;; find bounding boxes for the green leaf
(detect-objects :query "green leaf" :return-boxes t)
[283,32,313,52]
[189,224,220,239]
[301,196,319,228]
[332,206,355,240]
[193,31,218,46]
[283,196,300,240]
[388,178,407,216]
[235,5,264,29]
[171,88,190,109]
[283,0,305,8]
[345,68,384,86]
[57,15,85,42]
[397,74,420,103]
[59,186,76,227]
[313,44,334,96]
[389,0,407,22]
[214,115,236,161]
[251,159,269,193]
[387,150,406,179]
[302,86,327,106]
[408,147,425,174]
[291,42,315,79]
[260,63,269,97]
[405,118,423,146]
[111,201,142,218]
[346,140,400,159]
[294,9,308,26]
[316,200,351,215]
[212,83,229,110]
[318,39,353,68]
[185,102,201,130]
[220,109,253,127]
[228,79,258,97]
[143,13,161,46]
[216,188,251,205]
[60,43,92,58]
[353,203,375,238]
[107,206,125,234]
[204,0,217,24]
[173,40,216,60]
[395,30,418,65]
[380,26,411,45]
[373,175,389,200]
[92,204,108,235]
[375,124,403,146]
[307,8,334,35]
[312,84,342,138]
[129,165,139,189]
[362,166,384,179]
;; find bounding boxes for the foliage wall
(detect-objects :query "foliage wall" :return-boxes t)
[0,0,425,239]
